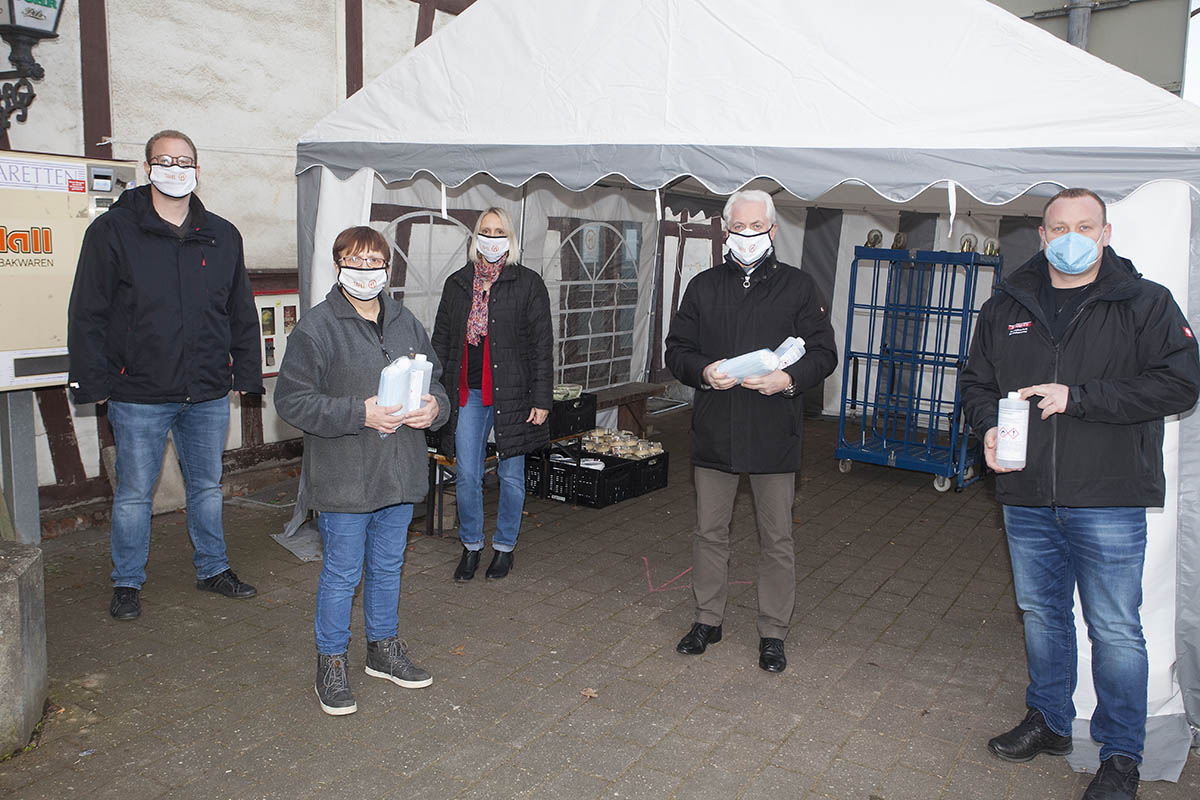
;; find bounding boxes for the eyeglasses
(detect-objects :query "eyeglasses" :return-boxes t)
[337,255,388,268]
[149,155,197,168]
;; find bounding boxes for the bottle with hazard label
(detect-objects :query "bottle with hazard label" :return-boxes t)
[995,391,1029,470]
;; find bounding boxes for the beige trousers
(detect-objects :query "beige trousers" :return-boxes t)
[692,466,796,640]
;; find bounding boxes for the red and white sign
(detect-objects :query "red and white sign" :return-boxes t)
[0,156,87,193]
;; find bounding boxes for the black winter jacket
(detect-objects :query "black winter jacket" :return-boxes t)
[665,253,838,474]
[67,185,263,404]
[431,261,553,459]
[960,248,1200,508]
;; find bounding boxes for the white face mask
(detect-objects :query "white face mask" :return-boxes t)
[149,164,197,198]
[727,230,772,266]
[476,234,510,263]
[338,267,389,301]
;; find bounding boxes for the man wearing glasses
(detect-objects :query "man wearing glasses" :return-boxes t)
[665,189,837,673]
[68,129,263,620]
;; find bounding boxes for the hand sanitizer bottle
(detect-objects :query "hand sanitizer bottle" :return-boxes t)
[405,353,433,420]
[995,391,1029,470]
[377,357,412,411]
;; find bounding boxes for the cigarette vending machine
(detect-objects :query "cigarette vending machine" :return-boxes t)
[0,151,138,543]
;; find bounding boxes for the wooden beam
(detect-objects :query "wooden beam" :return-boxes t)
[35,387,87,486]
[412,0,476,46]
[80,0,113,159]
[345,0,363,97]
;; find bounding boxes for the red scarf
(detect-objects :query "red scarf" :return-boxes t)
[466,255,505,345]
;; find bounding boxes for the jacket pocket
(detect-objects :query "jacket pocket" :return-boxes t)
[309,439,366,509]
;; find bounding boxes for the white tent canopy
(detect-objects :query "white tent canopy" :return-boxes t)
[299,0,1200,200]
[295,0,1200,780]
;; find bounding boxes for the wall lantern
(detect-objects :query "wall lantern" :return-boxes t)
[0,0,65,143]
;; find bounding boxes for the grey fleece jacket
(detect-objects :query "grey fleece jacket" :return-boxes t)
[274,285,450,513]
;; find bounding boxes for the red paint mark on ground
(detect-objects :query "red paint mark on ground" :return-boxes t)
[642,557,752,592]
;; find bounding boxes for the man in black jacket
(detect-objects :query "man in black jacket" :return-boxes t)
[665,189,837,673]
[68,130,263,621]
[961,188,1200,800]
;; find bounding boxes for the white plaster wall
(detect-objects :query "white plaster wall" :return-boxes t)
[7,1,84,155]
[364,0,421,84]
[13,2,456,493]
[104,0,341,271]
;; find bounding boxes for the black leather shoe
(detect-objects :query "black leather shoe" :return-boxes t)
[676,623,722,655]
[110,587,141,620]
[758,637,787,673]
[1083,755,1139,800]
[987,708,1072,762]
[196,569,257,598]
[453,547,480,582]
[486,550,513,580]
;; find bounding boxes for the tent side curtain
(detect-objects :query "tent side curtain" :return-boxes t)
[296,143,1200,205]
[364,174,658,391]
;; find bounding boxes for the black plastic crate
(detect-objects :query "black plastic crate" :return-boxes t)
[525,452,546,497]
[543,451,635,508]
[631,451,669,496]
[549,393,597,439]
[569,454,637,508]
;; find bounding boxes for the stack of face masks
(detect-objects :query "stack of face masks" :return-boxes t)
[719,336,806,382]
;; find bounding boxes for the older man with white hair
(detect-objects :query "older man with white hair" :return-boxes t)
[665,189,837,672]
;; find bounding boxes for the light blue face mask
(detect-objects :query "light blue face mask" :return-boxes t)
[1045,232,1100,275]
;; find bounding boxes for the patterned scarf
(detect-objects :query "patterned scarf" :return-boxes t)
[466,254,506,345]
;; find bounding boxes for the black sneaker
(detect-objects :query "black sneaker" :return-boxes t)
[987,708,1072,762]
[315,653,357,716]
[1083,755,1140,799]
[196,568,257,598]
[365,637,433,689]
[109,587,141,620]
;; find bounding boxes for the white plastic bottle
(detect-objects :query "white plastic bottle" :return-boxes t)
[377,357,412,410]
[405,353,433,419]
[995,391,1029,470]
[719,349,780,382]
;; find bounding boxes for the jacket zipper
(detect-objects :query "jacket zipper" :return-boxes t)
[1051,346,1059,507]
[1046,298,1093,508]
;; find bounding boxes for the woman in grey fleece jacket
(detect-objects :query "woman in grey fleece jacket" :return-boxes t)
[274,226,450,716]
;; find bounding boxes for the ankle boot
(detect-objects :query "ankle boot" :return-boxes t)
[453,547,480,582]
[486,550,514,579]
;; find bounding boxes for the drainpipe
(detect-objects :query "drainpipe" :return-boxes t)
[1067,1,1093,49]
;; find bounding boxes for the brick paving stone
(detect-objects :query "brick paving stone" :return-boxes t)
[771,733,842,776]
[524,768,610,800]
[740,764,818,799]
[876,764,949,800]
[896,732,965,779]
[673,763,750,799]
[705,731,776,776]
[10,413,1198,800]
[812,757,885,798]
[944,757,1015,799]
[838,729,906,772]
[602,767,683,798]
[634,732,716,777]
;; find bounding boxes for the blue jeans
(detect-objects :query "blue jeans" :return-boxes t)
[1002,505,1148,763]
[315,504,412,654]
[455,389,525,552]
[108,397,232,589]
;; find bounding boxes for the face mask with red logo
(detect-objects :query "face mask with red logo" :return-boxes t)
[338,267,389,300]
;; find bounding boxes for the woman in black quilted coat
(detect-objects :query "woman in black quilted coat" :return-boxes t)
[432,207,553,582]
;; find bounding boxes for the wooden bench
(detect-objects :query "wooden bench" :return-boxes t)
[591,381,667,438]
[423,432,581,538]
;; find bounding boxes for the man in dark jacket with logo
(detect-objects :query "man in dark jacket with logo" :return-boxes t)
[67,130,263,621]
[665,189,837,674]
[961,188,1200,800]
